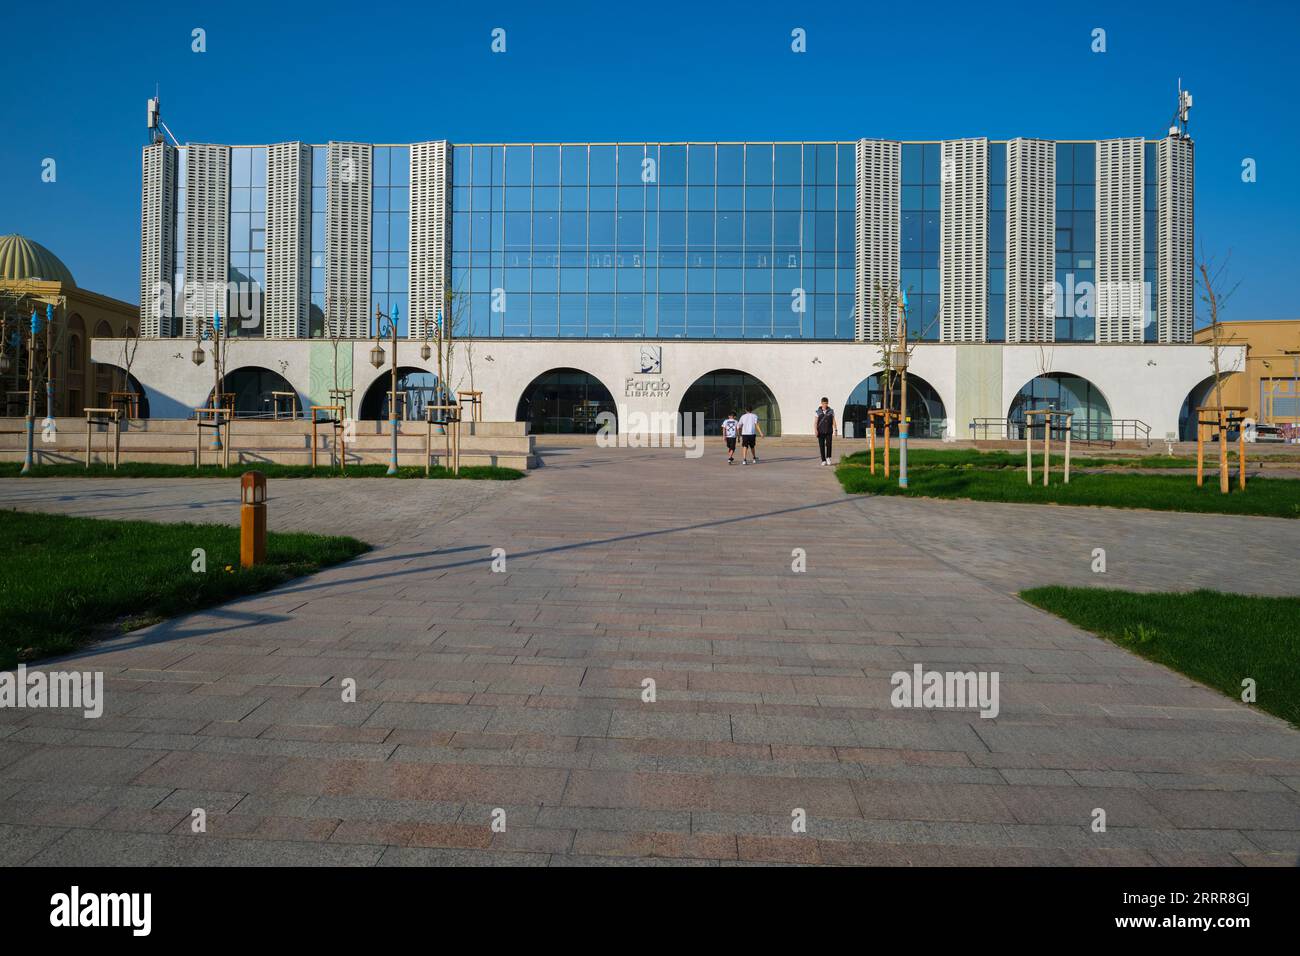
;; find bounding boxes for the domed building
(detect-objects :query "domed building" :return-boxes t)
[0,234,140,417]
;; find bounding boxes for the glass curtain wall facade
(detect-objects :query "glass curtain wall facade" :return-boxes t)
[449,143,856,340]
[1054,143,1096,342]
[309,147,327,336]
[987,142,1007,342]
[899,145,941,341]
[372,146,411,329]
[229,147,266,336]
[1143,142,1158,342]
[153,137,1188,345]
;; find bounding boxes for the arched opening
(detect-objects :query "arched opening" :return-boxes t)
[126,373,150,419]
[209,367,299,419]
[516,368,616,434]
[678,369,782,437]
[359,367,443,421]
[843,372,947,439]
[1179,374,1237,441]
[91,320,120,406]
[90,364,152,419]
[1008,372,1112,441]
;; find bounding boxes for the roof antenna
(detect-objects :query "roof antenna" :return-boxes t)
[147,86,181,147]
[1168,78,1192,139]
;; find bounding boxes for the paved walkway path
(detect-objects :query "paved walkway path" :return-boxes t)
[1,445,1298,866]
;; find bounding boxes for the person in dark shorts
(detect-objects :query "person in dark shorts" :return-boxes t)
[737,406,761,464]
[721,411,739,464]
[814,397,835,466]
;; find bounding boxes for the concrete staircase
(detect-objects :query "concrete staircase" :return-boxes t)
[0,417,537,469]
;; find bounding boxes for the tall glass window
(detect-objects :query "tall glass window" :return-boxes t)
[1143,142,1158,342]
[987,142,1007,342]
[309,146,326,336]
[228,147,266,337]
[370,146,410,333]
[449,142,854,339]
[900,144,941,341]
[1053,142,1096,342]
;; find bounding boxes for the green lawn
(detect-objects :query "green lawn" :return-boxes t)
[836,450,1300,518]
[843,448,1297,471]
[0,509,369,668]
[0,462,524,480]
[1022,586,1300,726]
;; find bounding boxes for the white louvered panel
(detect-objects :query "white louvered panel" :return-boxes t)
[1157,136,1195,344]
[181,144,230,338]
[140,143,177,338]
[409,141,451,340]
[940,138,988,342]
[265,143,311,338]
[853,139,901,342]
[1006,138,1056,343]
[325,142,372,338]
[1095,138,1145,343]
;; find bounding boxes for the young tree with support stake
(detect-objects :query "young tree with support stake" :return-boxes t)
[1197,246,1243,495]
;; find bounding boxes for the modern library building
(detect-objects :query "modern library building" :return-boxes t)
[104,115,1238,441]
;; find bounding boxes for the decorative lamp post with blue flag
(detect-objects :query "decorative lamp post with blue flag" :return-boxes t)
[369,303,401,475]
[210,311,224,450]
[897,289,910,489]
[44,303,55,422]
[21,309,38,474]
[191,310,224,449]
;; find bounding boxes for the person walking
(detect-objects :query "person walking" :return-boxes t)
[814,397,835,466]
[721,411,739,464]
[738,406,762,464]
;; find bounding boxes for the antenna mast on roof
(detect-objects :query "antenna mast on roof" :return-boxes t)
[1168,79,1193,139]
[147,87,181,147]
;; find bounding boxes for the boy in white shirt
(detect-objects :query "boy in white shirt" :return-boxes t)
[721,412,739,465]
[737,407,762,465]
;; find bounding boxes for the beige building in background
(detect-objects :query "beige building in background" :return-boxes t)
[0,234,139,417]
[1193,319,1300,426]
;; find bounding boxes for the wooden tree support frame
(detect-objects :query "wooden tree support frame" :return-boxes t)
[425,403,462,476]
[310,405,346,471]
[108,390,140,421]
[866,408,900,477]
[457,390,483,423]
[1023,409,1073,486]
[327,388,355,422]
[1195,405,1248,493]
[194,408,231,468]
[270,391,299,420]
[84,407,121,470]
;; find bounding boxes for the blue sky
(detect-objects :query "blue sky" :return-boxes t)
[2,0,1296,319]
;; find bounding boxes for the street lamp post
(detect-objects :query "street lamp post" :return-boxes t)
[192,312,223,449]
[370,304,400,475]
[897,289,910,489]
[210,312,223,450]
[44,303,55,422]
[21,309,38,475]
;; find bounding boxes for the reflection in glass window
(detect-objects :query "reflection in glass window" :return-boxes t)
[1008,373,1113,441]
[449,143,854,339]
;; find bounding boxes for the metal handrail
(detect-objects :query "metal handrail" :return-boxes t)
[971,417,1151,446]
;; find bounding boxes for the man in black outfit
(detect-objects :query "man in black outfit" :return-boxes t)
[814,397,835,466]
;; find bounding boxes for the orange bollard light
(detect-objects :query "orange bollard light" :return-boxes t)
[240,471,267,568]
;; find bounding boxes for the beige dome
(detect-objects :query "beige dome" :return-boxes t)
[0,234,76,287]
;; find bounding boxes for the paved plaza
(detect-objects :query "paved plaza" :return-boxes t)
[1,439,1298,866]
